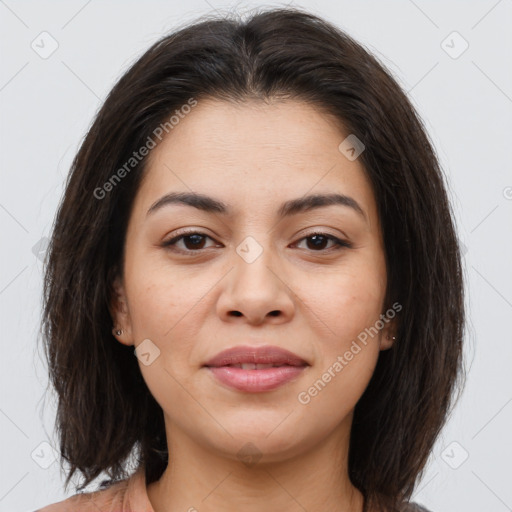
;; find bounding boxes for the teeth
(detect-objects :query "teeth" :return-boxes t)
[232,363,281,370]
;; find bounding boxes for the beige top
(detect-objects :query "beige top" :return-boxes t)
[35,466,154,512]
[35,467,431,512]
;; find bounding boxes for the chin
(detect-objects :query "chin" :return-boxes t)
[205,418,311,461]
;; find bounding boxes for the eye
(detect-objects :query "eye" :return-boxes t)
[161,231,219,252]
[294,232,352,252]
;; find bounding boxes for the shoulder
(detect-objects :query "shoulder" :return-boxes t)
[34,477,131,512]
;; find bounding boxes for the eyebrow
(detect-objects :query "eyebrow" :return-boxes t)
[146,191,367,221]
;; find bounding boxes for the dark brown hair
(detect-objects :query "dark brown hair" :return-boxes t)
[41,6,465,511]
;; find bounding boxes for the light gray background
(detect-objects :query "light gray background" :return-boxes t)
[1,1,511,511]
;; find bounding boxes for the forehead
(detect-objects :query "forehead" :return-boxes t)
[134,98,378,227]
[149,97,348,160]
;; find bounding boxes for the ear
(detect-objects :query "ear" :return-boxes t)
[380,316,398,351]
[109,269,134,347]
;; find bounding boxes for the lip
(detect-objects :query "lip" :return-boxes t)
[204,345,308,367]
[203,345,309,393]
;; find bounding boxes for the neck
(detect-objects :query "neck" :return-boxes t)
[146,417,364,512]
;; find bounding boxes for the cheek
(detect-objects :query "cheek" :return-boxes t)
[294,344,378,443]
[124,248,198,337]
[129,281,179,337]
[295,270,384,428]
[126,272,202,413]
[305,263,386,343]
[124,257,219,379]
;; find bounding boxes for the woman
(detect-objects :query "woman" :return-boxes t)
[36,6,465,512]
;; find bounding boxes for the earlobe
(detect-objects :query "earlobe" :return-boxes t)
[109,273,134,346]
[380,333,396,351]
[380,307,399,350]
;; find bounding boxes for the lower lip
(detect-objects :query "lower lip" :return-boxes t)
[206,365,307,392]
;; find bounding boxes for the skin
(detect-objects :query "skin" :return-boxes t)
[111,98,397,512]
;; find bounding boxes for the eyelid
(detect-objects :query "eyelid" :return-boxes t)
[161,228,219,250]
[294,231,352,251]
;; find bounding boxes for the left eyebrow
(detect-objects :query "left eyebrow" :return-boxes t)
[146,191,367,222]
[277,193,366,221]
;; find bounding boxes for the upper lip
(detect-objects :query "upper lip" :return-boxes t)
[203,345,309,367]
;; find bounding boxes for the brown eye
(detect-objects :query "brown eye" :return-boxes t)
[295,233,351,252]
[162,232,217,252]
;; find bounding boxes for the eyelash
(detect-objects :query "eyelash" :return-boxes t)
[161,230,352,254]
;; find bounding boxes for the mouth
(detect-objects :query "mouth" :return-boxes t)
[214,362,302,369]
[203,344,309,368]
[203,345,309,392]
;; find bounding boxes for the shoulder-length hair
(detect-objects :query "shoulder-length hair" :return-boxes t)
[41,6,465,511]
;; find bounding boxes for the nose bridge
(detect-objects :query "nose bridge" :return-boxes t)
[232,234,279,290]
[217,233,294,323]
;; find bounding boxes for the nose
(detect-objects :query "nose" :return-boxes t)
[216,237,295,326]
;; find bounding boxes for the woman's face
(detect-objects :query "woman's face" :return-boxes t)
[112,98,396,462]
